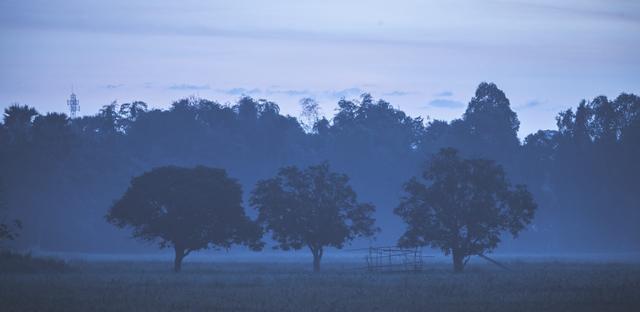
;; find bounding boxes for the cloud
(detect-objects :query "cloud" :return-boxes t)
[168,84,210,90]
[267,87,366,99]
[434,91,453,97]
[105,84,123,89]
[218,88,261,95]
[501,2,640,24]
[426,98,465,109]
[517,99,544,110]
[327,88,363,99]
[266,89,311,96]
[525,100,541,108]
[383,91,410,96]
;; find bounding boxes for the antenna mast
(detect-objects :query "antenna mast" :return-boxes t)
[67,89,80,118]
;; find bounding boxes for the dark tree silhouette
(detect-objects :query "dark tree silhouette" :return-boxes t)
[251,163,378,272]
[395,148,536,272]
[420,83,521,169]
[463,82,520,146]
[2,104,38,144]
[0,182,21,243]
[0,220,21,243]
[2,85,639,253]
[299,97,320,133]
[106,166,263,272]
[118,101,148,131]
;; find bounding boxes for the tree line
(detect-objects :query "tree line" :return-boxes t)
[1,82,638,257]
[105,153,535,273]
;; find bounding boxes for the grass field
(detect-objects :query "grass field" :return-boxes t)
[1,259,639,311]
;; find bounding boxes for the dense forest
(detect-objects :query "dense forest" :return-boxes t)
[1,82,638,253]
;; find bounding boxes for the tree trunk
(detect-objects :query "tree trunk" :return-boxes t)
[313,254,321,272]
[311,246,323,272]
[452,249,465,273]
[174,247,185,272]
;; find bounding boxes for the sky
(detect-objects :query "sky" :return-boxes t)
[1,0,639,137]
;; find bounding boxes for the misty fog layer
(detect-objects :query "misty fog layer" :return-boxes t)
[1,82,638,254]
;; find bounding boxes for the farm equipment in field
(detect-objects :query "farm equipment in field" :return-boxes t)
[363,246,432,272]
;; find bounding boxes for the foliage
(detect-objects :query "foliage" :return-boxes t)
[0,181,21,243]
[395,148,536,272]
[106,166,263,271]
[298,97,320,133]
[0,250,68,273]
[251,163,377,271]
[0,83,639,253]
[0,220,22,242]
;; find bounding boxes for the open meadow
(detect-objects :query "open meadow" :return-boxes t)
[1,259,639,311]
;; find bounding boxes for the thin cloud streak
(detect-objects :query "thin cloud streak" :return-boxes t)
[426,99,465,109]
[168,84,211,91]
[434,91,453,97]
[383,91,411,96]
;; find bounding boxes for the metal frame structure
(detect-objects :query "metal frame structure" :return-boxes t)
[67,92,80,118]
[364,246,428,272]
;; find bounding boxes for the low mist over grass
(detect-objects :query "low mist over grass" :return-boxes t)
[0,251,69,274]
[1,260,639,311]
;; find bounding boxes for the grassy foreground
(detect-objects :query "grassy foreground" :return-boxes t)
[1,260,639,311]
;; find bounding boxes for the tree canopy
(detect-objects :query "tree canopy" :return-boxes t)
[0,180,21,244]
[106,166,263,271]
[395,148,536,272]
[250,163,377,271]
[1,83,638,253]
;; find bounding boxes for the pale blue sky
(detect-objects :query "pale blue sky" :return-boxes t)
[1,0,638,137]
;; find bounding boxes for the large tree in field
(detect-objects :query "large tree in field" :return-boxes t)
[251,163,378,272]
[395,148,536,272]
[106,166,263,272]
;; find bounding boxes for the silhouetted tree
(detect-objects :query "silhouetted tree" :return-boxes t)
[251,163,378,272]
[299,97,320,133]
[463,82,520,147]
[0,182,21,243]
[97,101,122,135]
[395,148,536,272]
[316,94,425,235]
[2,104,38,144]
[33,113,73,158]
[2,85,639,254]
[106,166,263,272]
[0,220,21,243]
[118,101,148,131]
[313,117,330,135]
[422,83,520,159]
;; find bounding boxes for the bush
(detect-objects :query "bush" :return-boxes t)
[0,250,69,273]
